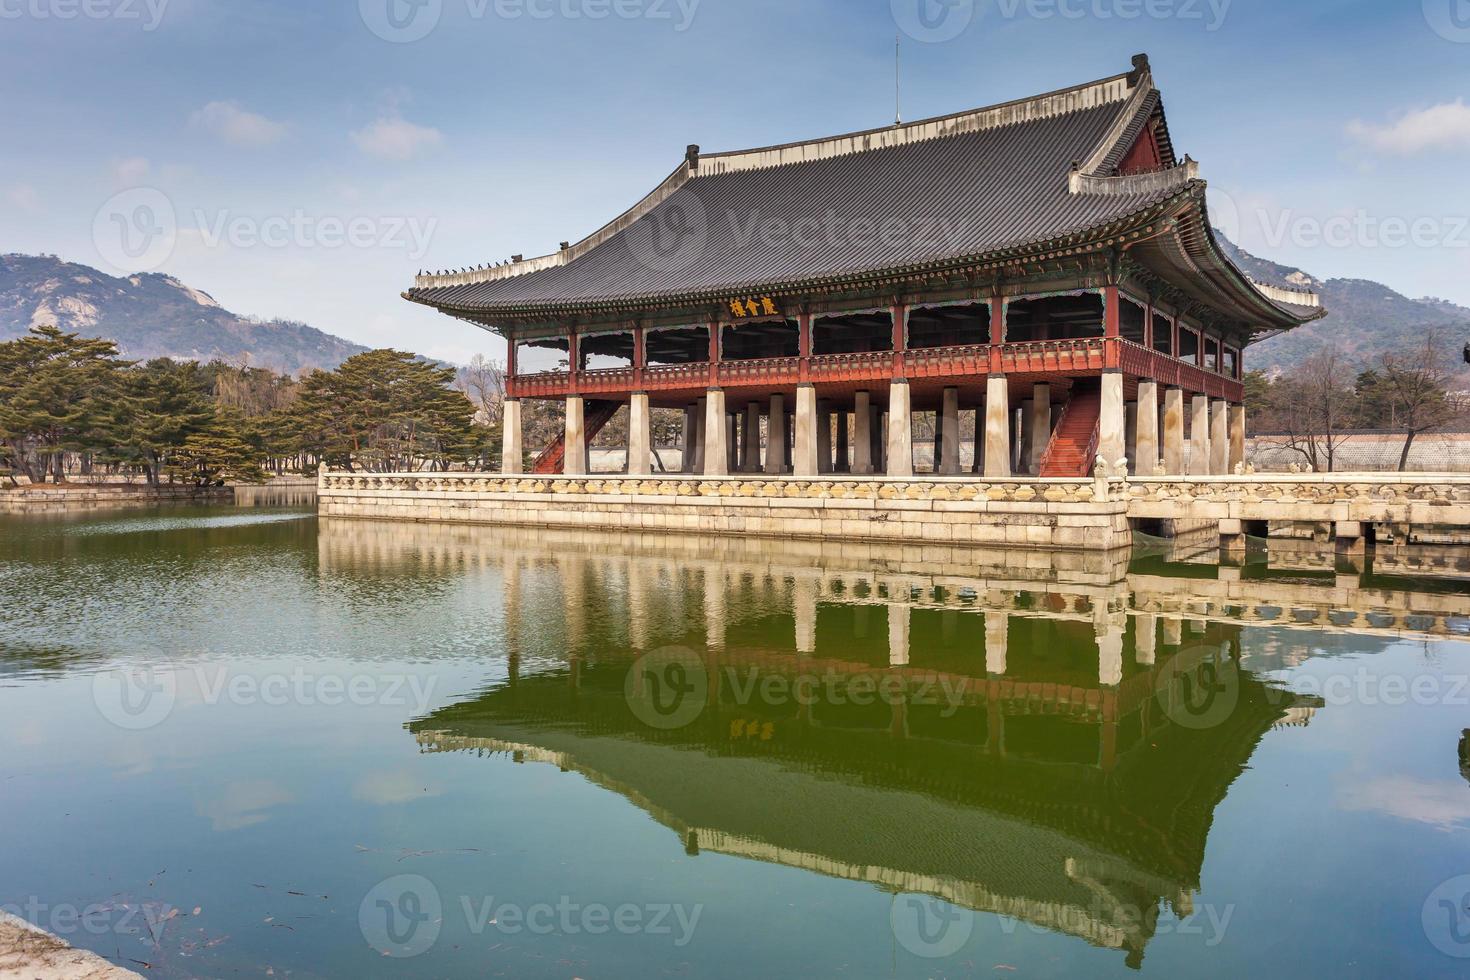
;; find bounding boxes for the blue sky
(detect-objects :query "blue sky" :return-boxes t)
[2,0,1468,365]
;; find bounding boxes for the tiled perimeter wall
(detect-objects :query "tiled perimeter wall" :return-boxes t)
[318,474,1134,551]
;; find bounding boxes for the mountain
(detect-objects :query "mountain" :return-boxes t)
[0,254,366,374]
[1216,236,1470,384]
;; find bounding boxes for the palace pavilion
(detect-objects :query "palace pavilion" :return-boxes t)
[406,54,1323,479]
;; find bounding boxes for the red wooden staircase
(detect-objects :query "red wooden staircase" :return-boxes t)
[1038,381,1101,477]
[531,400,622,474]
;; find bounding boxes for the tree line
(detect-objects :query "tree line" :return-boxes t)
[1247,332,1469,471]
[0,326,497,485]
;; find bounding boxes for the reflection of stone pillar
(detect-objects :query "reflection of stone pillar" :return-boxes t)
[703,390,728,476]
[503,555,522,658]
[888,603,911,666]
[764,394,786,474]
[887,382,914,477]
[743,402,762,472]
[628,393,651,475]
[693,396,708,473]
[1097,623,1124,687]
[1135,613,1157,665]
[985,611,1008,676]
[627,560,651,650]
[1210,399,1230,475]
[1099,371,1125,470]
[1190,395,1211,476]
[1229,403,1247,473]
[1135,381,1159,476]
[564,395,587,475]
[1162,618,1183,647]
[562,557,587,650]
[1163,387,1185,474]
[939,387,961,475]
[794,385,819,476]
[816,399,833,474]
[704,566,726,650]
[1029,383,1051,474]
[984,375,1011,477]
[794,576,817,654]
[502,398,524,474]
[853,391,873,474]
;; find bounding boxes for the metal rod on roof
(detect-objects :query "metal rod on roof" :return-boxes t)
[894,33,902,126]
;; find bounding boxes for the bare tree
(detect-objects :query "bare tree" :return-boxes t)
[455,355,506,425]
[1378,332,1468,471]
[1255,345,1354,472]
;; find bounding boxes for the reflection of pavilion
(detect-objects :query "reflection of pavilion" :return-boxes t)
[356,520,1333,968]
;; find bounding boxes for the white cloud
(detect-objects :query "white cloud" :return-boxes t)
[352,770,443,806]
[6,184,41,212]
[1337,775,1470,832]
[352,116,444,161]
[190,100,288,148]
[113,156,152,186]
[1347,100,1470,155]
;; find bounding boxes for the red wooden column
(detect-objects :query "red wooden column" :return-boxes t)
[567,327,580,395]
[889,303,907,378]
[506,335,519,398]
[633,325,645,391]
[708,320,720,387]
[988,290,1005,372]
[1103,285,1121,370]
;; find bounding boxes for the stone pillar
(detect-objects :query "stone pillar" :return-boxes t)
[888,603,911,667]
[703,391,728,476]
[984,375,1011,477]
[726,412,738,472]
[502,398,523,474]
[1099,371,1125,471]
[816,399,833,474]
[692,396,707,473]
[971,406,984,474]
[1190,395,1211,476]
[1124,401,1138,474]
[764,395,787,474]
[887,382,914,477]
[985,611,1008,676]
[743,402,762,472]
[1135,381,1159,476]
[564,395,587,475]
[1028,383,1051,474]
[852,391,873,474]
[628,392,651,475]
[793,385,820,476]
[1018,399,1035,476]
[835,411,850,472]
[939,386,961,475]
[681,406,696,473]
[1210,399,1229,475]
[1230,403,1247,473]
[875,407,887,473]
[1163,387,1185,474]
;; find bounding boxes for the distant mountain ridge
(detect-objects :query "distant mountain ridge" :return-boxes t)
[0,254,366,374]
[1216,236,1470,384]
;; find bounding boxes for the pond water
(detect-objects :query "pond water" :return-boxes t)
[2,498,1470,978]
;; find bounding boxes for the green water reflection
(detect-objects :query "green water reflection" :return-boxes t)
[1,501,1469,978]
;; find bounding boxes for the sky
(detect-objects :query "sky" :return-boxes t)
[2,0,1468,366]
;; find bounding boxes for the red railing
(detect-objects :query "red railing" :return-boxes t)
[1000,337,1107,374]
[719,356,802,387]
[509,371,571,398]
[808,350,895,383]
[903,343,992,379]
[576,367,636,394]
[1116,340,1242,401]
[642,362,711,389]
